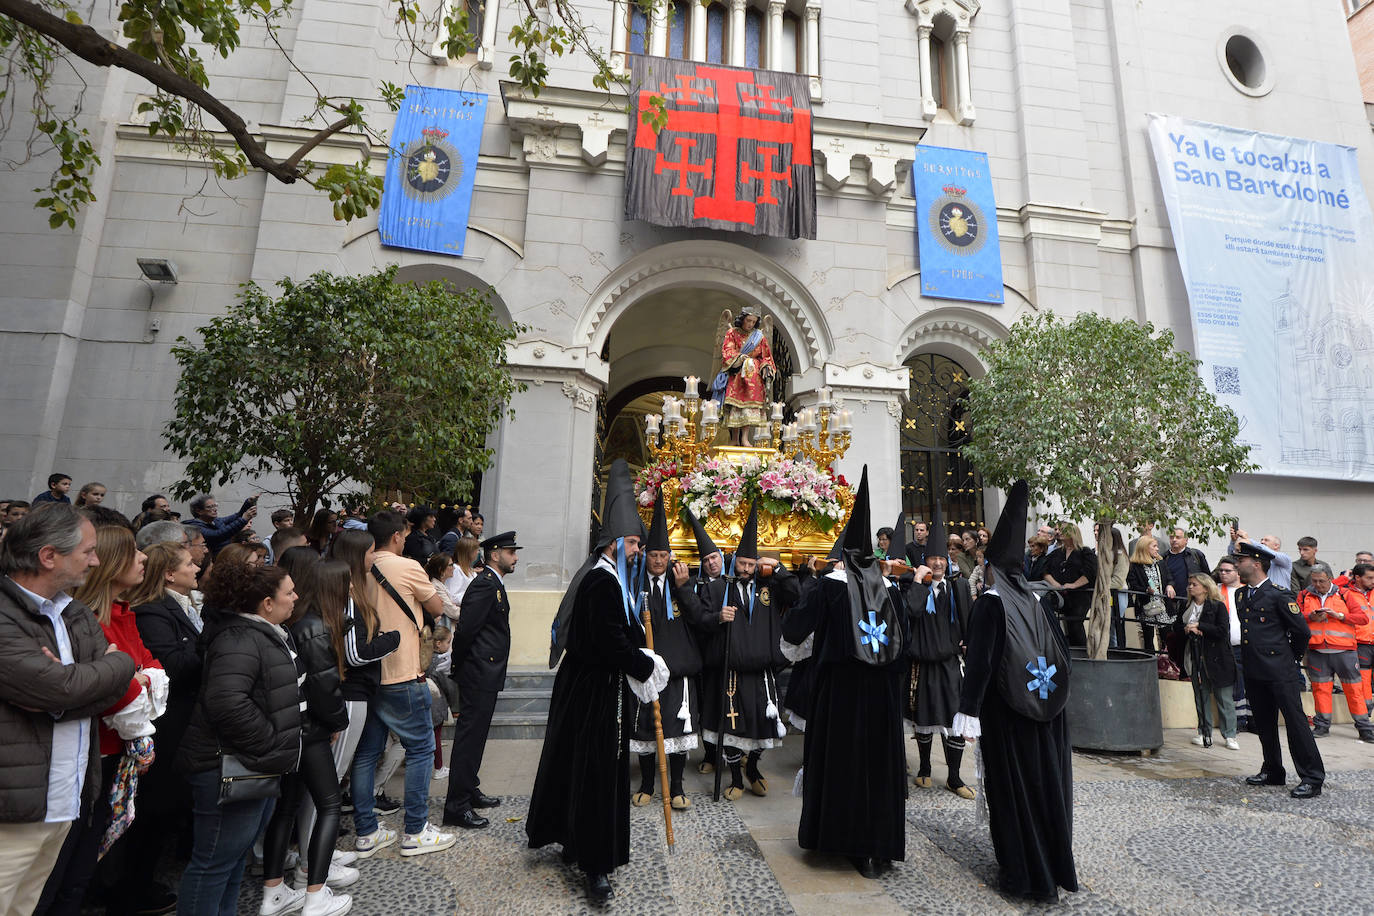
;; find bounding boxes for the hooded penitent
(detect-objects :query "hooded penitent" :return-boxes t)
[886,511,908,567]
[684,504,721,570]
[549,459,643,668]
[843,467,903,665]
[735,500,760,561]
[988,480,1070,721]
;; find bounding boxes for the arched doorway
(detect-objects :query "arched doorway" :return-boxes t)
[899,352,984,532]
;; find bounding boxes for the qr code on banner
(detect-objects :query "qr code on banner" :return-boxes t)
[1212,365,1241,395]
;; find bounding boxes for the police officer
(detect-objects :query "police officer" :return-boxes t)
[442,530,520,828]
[1234,542,1325,799]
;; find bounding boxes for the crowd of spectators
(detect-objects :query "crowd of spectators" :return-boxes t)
[0,480,488,916]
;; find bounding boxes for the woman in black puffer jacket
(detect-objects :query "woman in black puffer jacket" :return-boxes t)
[177,559,303,916]
[264,549,355,913]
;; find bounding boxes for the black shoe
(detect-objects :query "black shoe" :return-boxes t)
[1204,736,1212,748]
[853,856,880,879]
[1313,724,1330,738]
[133,887,177,916]
[340,790,353,813]
[1361,731,1374,744]
[1245,771,1286,786]
[588,873,614,903]
[373,792,402,815]
[1290,781,1322,799]
[472,791,501,809]
[442,808,489,829]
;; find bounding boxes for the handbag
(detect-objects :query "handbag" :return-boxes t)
[1143,595,1169,622]
[372,564,435,671]
[218,753,281,805]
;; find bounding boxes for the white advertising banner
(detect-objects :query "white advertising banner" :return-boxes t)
[1147,114,1374,481]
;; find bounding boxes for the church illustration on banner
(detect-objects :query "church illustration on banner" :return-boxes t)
[1274,282,1374,472]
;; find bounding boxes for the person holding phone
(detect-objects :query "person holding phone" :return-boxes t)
[185,492,260,556]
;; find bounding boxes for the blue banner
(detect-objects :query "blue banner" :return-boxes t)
[1147,114,1374,482]
[912,145,1003,305]
[378,85,486,257]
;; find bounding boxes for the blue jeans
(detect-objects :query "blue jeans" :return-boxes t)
[177,769,274,916]
[350,680,435,835]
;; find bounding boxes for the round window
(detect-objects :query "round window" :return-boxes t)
[1218,30,1273,97]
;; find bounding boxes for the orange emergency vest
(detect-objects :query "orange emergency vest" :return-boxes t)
[1340,586,1374,645]
[1300,590,1363,651]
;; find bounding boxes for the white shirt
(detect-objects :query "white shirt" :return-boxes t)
[1222,583,1242,646]
[445,567,476,606]
[8,578,88,823]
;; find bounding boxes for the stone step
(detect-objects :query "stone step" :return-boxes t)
[488,712,548,740]
[494,687,551,716]
[504,669,557,691]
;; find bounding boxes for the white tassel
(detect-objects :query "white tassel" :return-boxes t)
[764,671,785,737]
[678,678,692,732]
[792,766,805,797]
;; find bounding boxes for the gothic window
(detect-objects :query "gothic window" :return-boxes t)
[667,0,691,59]
[706,3,728,62]
[899,353,985,532]
[744,7,765,68]
[909,0,979,124]
[432,0,495,66]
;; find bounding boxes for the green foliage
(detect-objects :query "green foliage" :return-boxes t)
[163,266,526,519]
[960,312,1256,658]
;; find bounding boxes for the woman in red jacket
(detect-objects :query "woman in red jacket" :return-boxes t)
[36,524,166,916]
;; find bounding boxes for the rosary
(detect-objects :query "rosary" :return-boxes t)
[726,671,740,730]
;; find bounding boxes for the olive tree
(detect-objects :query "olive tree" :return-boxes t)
[960,312,1256,660]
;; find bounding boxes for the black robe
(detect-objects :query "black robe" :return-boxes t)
[780,573,826,731]
[700,568,799,750]
[526,564,656,875]
[904,577,971,730]
[784,571,907,861]
[631,576,714,754]
[958,592,1078,901]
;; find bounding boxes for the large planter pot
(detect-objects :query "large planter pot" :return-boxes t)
[1065,647,1164,752]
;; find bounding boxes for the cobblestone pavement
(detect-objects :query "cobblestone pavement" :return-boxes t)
[225,726,1374,914]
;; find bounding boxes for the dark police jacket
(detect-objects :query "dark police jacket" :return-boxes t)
[1237,579,1310,682]
[453,565,511,693]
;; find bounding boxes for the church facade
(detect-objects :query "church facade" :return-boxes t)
[2,0,1373,662]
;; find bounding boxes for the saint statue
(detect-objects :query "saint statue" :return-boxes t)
[711,306,777,446]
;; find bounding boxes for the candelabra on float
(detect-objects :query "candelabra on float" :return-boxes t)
[644,375,719,466]
[777,386,852,469]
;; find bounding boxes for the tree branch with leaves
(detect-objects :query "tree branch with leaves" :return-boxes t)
[960,312,1256,660]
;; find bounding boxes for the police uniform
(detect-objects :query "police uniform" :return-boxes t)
[442,530,519,826]
[1235,543,1324,794]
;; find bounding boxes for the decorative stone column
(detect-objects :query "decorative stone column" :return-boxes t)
[691,0,707,60]
[916,22,937,120]
[766,0,784,70]
[730,0,747,67]
[650,0,669,57]
[478,0,499,68]
[954,29,976,124]
[804,2,822,98]
[610,0,628,71]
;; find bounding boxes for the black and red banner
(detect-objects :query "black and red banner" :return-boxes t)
[624,56,816,240]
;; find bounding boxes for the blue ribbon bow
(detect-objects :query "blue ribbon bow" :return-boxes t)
[1025,656,1058,700]
[858,610,890,655]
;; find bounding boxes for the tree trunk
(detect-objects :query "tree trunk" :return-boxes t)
[1086,517,1115,660]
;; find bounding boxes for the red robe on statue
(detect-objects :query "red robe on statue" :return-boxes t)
[721,327,776,429]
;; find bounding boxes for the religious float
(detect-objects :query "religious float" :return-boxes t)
[631,375,855,566]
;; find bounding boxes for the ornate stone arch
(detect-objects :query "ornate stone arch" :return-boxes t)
[892,305,1012,375]
[576,240,833,374]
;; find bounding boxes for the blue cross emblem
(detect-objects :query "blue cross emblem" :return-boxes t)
[1025,656,1058,700]
[858,610,889,655]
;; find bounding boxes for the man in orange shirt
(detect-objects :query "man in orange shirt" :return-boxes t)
[1338,563,1374,706]
[1300,564,1374,741]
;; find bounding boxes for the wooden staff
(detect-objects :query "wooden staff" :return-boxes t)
[640,599,675,853]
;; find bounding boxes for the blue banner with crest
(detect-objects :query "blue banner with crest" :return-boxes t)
[912,145,1003,305]
[378,85,487,257]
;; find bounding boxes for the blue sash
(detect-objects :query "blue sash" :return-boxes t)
[711,328,764,406]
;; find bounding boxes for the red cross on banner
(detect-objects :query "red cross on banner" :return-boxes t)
[624,57,817,240]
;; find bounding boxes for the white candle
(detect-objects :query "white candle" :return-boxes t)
[702,401,718,424]
[782,422,797,442]
[837,409,853,432]
[799,408,817,432]
[684,375,700,398]
[770,401,784,421]
[645,414,661,436]
[662,396,678,420]
[816,386,832,408]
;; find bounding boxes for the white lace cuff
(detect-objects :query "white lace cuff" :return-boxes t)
[627,650,669,704]
[952,712,981,739]
[779,633,813,663]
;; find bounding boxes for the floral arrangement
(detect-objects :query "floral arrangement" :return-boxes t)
[634,453,845,532]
